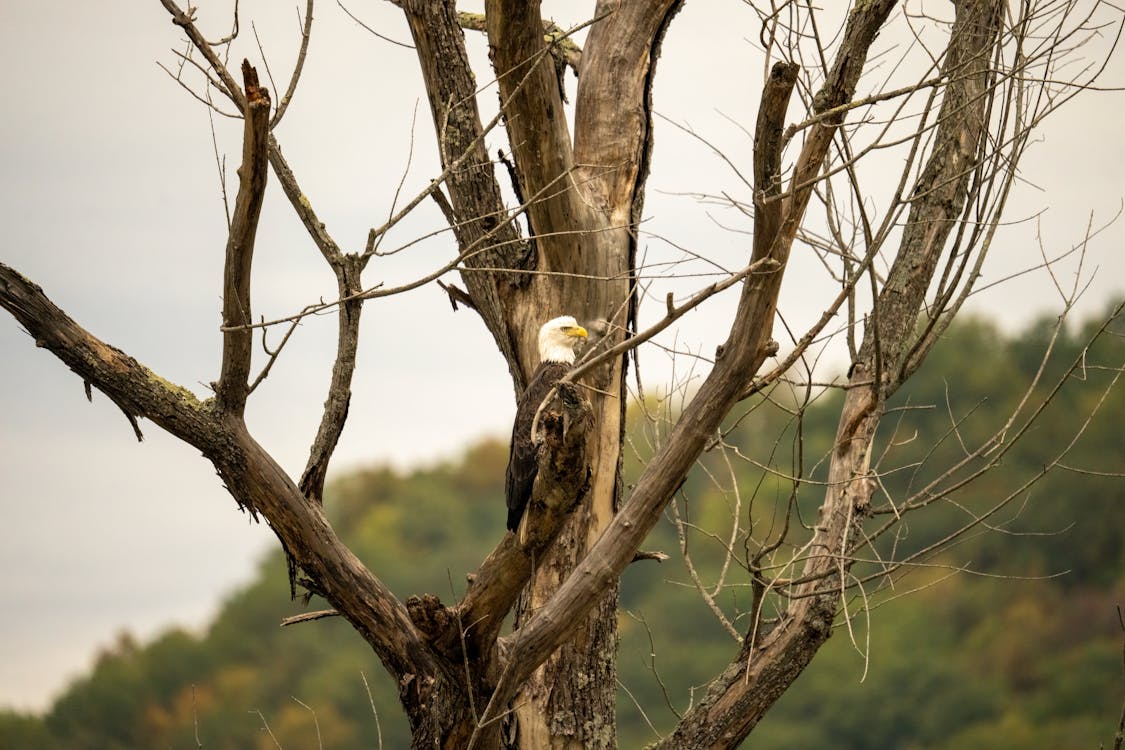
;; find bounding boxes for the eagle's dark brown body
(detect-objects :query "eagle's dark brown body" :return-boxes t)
[505,360,570,532]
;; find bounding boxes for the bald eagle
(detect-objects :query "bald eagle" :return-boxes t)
[505,315,588,533]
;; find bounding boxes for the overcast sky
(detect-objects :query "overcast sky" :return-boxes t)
[1,1,1122,712]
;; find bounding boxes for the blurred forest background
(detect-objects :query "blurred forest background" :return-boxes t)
[2,309,1122,749]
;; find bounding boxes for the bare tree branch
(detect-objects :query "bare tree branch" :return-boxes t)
[656,3,1005,745]
[216,61,271,415]
[300,254,365,504]
[0,264,219,451]
[271,0,315,129]
[0,261,436,721]
[863,0,1004,390]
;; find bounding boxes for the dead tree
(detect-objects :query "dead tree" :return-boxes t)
[2,1,1122,747]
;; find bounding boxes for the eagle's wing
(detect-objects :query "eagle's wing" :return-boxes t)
[505,361,569,532]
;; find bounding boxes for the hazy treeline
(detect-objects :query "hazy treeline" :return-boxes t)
[2,310,1122,749]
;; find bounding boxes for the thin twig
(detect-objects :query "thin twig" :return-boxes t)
[361,672,384,750]
[272,0,315,128]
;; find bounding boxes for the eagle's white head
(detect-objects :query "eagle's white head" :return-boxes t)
[538,315,588,364]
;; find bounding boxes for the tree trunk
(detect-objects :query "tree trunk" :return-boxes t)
[481,2,686,743]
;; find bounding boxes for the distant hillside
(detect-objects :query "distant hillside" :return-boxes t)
[3,310,1123,749]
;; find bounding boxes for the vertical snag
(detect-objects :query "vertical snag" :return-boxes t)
[217,60,271,415]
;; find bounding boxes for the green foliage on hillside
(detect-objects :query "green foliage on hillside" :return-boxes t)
[3,310,1123,748]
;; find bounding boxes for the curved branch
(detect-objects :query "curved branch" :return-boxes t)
[658,2,1005,746]
[299,255,365,504]
[218,423,438,706]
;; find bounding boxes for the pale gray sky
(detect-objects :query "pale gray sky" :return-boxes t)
[1,1,1122,711]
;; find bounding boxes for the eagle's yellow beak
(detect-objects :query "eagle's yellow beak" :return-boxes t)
[567,326,588,338]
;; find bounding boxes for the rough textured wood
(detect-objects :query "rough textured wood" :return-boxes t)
[865,0,1003,384]
[485,0,587,282]
[574,0,683,226]
[0,262,432,681]
[753,62,800,261]
[1,256,479,748]
[0,264,224,452]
